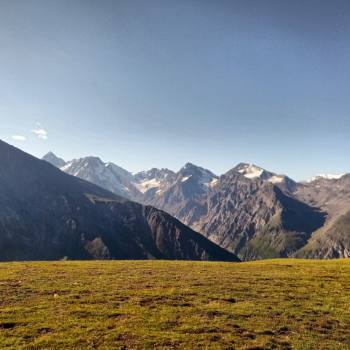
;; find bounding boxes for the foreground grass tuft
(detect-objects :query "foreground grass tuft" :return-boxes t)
[0,259,349,349]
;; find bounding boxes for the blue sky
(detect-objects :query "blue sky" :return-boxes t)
[1,0,350,180]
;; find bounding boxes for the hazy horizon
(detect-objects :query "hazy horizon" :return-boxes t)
[2,0,350,180]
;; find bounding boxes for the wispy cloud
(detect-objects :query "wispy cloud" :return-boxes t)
[12,135,26,141]
[31,123,48,140]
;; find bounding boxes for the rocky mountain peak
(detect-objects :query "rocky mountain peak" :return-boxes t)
[134,168,175,182]
[42,151,66,168]
[176,163,218,191]
[59,156,139,200]
[233,163,274,180]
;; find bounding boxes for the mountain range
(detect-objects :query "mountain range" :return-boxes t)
[0,140,238,262]
[43,152,350,260]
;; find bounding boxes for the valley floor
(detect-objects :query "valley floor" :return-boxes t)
[0,260,349,350]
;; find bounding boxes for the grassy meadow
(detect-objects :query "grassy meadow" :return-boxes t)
[0,259,349,349]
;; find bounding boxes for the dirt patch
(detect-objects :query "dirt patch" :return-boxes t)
[38,327,53,334]
[0,322,23,329]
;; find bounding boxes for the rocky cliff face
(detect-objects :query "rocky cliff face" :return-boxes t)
[187,169,325,260]
[295,211,350,259]
[148,163,218,226]
[293,175,350,258]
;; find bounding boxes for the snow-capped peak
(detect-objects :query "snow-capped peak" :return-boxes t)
[133,168,176,195]
[233,163,294,188]
[178,163,218,190]
[310,173,345,182]
[236,163,265,179]
[58,156,139,199]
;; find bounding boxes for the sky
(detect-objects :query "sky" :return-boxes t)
[1,0,350,180]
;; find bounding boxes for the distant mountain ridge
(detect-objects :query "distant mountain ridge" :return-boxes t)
[60,156,139,200]
[309,173,345,182]
[0,141,239,262]
[42,152,350,260]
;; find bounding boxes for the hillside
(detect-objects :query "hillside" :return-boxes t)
[0,259,349,349]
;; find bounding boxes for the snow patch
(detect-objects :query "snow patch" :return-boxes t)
[310,174,345,182]
[181,175,191,182]
[209,178,219,187]
[134,178,161,193]
[268,175,284,184]
[239,164,264,179]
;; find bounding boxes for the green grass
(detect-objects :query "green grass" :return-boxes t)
[0,260,350,349]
